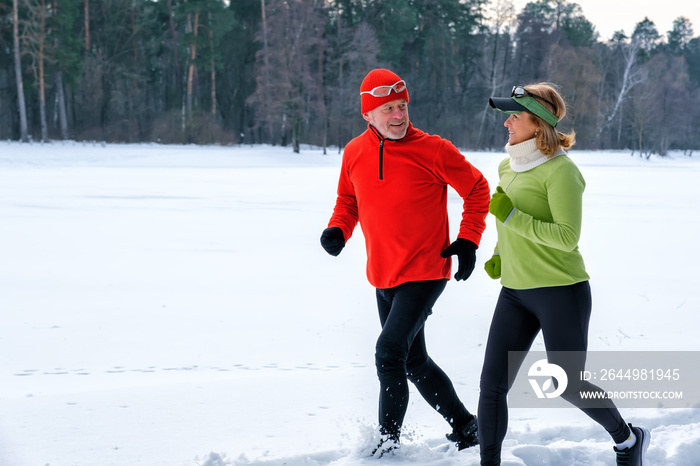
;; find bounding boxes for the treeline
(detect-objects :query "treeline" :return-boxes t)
[1,0,699,153]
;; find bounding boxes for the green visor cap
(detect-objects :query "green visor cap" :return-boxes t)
[489,95,559,127]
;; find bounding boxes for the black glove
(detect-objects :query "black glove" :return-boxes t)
[320,227,345,256]
[440,238,477,281]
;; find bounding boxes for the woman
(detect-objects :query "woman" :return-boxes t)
[479,83,650,466]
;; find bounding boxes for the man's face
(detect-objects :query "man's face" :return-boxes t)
[362,99,409,140]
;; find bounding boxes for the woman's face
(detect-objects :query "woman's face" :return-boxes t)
[504,112,539,145]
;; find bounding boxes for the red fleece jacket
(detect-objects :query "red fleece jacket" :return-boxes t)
[328,123,490,289]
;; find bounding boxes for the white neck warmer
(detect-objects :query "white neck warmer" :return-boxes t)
[505,138,564,172]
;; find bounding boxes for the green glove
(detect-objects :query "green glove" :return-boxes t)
[489,186,514,223]
[484,254,501,279]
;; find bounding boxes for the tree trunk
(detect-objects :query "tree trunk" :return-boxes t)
[292,119,299,153]
[51,0,68,139]
[318,30,325,154]
[38,0,48,142]
[208,12,216,117]
[13,0,29,142]
[84,0,90,51]
[131,3,138,94]
[261,0,270,141]
[186,10,200,120]
[55,71,69,139]
[261,0,269,69]
[166,0,180,95]
[336,2,343,153]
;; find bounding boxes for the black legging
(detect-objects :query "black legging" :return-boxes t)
[478,281,630,465]
[375,279,472,438]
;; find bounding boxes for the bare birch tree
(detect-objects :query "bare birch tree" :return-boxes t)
[595,36,647,143]
[476,0,516,147]
[250,0,327,152]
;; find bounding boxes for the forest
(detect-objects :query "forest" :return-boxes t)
[1,0,698,154]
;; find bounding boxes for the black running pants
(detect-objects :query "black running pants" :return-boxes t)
[375,279,472,438]
[477,282,629,465]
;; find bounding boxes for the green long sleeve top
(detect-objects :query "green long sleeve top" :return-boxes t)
[494,141,590,289]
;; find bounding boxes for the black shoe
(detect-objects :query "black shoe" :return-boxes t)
[614,424,650,466]
[446,416,478,450]
[371,432,400,458]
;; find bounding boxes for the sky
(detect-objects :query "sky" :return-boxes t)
[514,0,700,42]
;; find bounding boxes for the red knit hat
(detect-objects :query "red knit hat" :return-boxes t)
[360,68,409,114]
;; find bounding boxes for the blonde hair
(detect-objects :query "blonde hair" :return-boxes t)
[523,82,576,157]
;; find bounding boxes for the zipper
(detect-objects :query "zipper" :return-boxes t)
[369,125,386,181]
[379,139,384,180]
[505,172,518,191]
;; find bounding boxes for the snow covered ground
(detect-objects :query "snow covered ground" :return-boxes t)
[1,141,699,466]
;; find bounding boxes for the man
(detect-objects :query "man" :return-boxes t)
[320,68,490,456]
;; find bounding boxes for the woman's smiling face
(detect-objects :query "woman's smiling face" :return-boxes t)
[504,111,539,145]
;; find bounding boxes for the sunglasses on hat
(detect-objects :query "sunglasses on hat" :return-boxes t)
[361,80,407,97]
[511,86,556,111]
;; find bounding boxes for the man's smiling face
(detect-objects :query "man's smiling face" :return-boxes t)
[362,99,409,140]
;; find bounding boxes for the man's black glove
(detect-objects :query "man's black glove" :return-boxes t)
[320,227,345,256]
[440,238,477,281]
